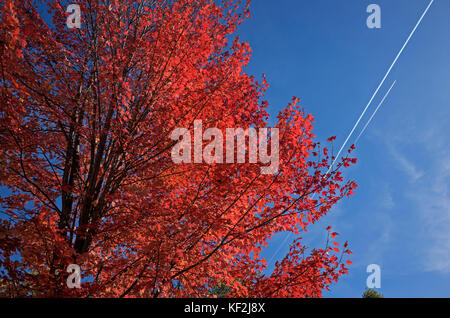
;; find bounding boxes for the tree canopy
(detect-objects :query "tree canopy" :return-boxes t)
[0,0,357,297]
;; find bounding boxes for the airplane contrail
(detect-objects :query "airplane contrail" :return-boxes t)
[267,0,434,265]
[268,81,396,264]
[354,80,397,145]
[328,0,434,171]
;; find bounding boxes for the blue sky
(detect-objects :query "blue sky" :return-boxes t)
[5,0,448,298]
[238,0,450,297]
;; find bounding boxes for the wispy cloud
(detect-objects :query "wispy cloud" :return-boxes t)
[384,125,450,273]
[386,141,424,182]
[408,147,450,273]
[379,183,395,210]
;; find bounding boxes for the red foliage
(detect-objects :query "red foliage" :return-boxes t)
[0,0,357,297]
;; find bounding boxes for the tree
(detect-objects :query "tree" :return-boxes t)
[362,289,384,298]
[0,0,358,297]
[210,281,232,298]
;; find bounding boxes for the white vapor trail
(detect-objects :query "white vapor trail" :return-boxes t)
[329,0,434,171]
[267,0,434,266]
[354,80,397,145]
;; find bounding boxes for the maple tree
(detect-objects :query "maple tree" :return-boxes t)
[0,0,358,297]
